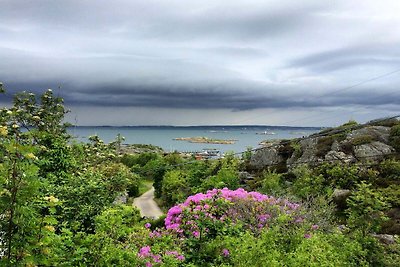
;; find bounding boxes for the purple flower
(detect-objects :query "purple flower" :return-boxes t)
[177,255,185,261]
[304,233,312,239]
[258,214,271,223]
[152,254,162,263]
[138,246,151,258]
[193,231,200,238]
[311,224,319,230]
[145,262,152,267]
[166,251,179,256]
[222,249,230,257]
[295,217,304,223]
[145,223,151,229]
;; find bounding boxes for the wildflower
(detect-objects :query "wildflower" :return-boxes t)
[138,246,151,258]
[258,214,271,223]
[166,251,179,256]
[44,225,55,232]
[304,233,312,239]
[311,224,319,230]
[145,262,152,267]
[145,223,151,229]
[44,196,59,203]
[0,126,7,136]
[152,254,161,263]
[294,217,304,223]
[12,123,19,129]
[192,231,200,238]
[25,153,38,160]
[222,249,230,257]
[177,255,185,261]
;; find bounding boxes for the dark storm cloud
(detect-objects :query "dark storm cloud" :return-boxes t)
[3,79,399,111]
[1,0,400,125]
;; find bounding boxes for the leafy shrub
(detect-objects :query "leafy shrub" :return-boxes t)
[120,152,160,168]
[315,163,360,189]
[162,188,304,265]
[340,120,359,128]
[291,165,328,198]
[161,170,189,207]
[291,141,303,158]
[316,136,334,157]
[370,118,400,127]
[378,159,400,182]
[346,182,390,235]
[260,170,283,195]
[390,124,400,151]
[221,229,368,266]
[200,167,240,191]
[351,134,374,146]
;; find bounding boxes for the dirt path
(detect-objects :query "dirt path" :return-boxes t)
[133,187,163,219]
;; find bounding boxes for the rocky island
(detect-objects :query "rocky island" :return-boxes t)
[173,136,237,144]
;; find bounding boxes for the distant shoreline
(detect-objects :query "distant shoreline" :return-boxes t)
[68,125,323,130]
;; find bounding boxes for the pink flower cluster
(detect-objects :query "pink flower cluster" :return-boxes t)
[165,188,302,236]
[138,246,185,266]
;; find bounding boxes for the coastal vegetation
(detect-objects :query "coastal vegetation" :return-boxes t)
[0,85,399,266]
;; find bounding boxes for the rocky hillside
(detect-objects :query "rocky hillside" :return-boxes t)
[250,118,400,170]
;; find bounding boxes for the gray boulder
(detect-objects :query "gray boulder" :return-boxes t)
[372,234,397,245]
[250,146,283,169]
[354,141,395,160]
[346,126,391,143]
[325,151,355,163]
[331,189,352,209]
[238,171,254,181]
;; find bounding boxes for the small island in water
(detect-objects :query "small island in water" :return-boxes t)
[173,136,237,144]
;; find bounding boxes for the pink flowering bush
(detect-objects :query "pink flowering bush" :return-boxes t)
[133,188,368,266]
[165,188,303,238]
[161,188,309,264]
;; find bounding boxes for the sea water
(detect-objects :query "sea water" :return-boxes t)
[68,126,321,153]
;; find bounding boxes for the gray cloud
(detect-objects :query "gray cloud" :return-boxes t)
[290,44,400,72]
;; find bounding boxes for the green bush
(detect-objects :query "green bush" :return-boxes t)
[316,136,335,157]
[291,165,328,198]
[316,163,360,189]
[340,120,359,128]
[161,170,189,207]
[379,159,400,182]
[291,141,303,158]
[200,167,240,192]
[219,229,367,266]
[260,170,283,195]
[351,134,374,146]
[346,182,390,235]
[390,124,400,151]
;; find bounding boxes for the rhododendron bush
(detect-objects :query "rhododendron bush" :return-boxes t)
[137,188,320,266]
[165,188,304,237]
[134,188,370,266]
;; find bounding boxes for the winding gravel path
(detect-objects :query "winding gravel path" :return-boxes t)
[133,187,163,219]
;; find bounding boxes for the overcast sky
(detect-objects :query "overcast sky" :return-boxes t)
[1,0,400,126]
